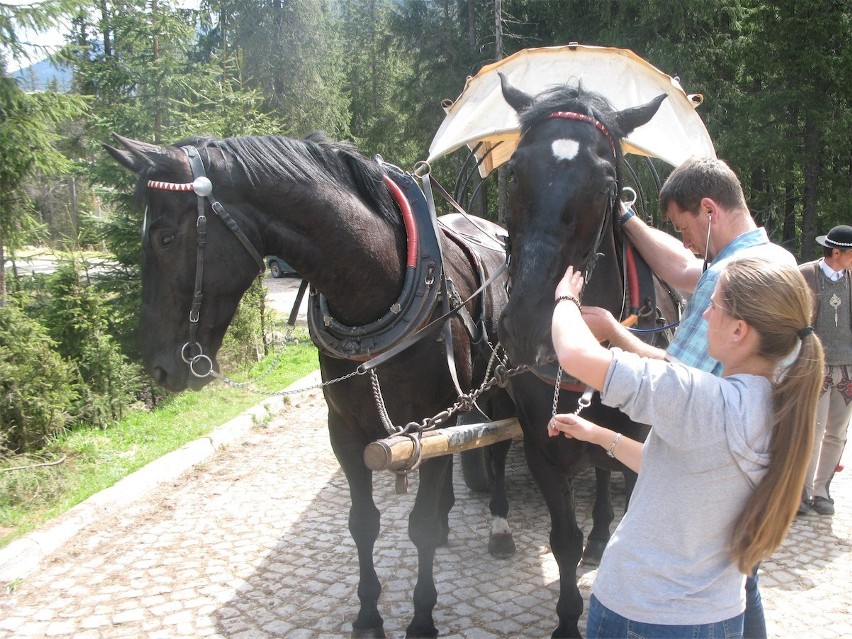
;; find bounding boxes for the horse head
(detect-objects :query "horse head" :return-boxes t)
[496,73,666,368]
[104,134,264,392]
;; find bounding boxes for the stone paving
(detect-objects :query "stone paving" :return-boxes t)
[1,383,850,638]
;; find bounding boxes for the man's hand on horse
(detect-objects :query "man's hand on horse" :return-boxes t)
[580,306,619,343]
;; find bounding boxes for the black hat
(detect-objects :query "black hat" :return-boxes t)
[816,225,852,249]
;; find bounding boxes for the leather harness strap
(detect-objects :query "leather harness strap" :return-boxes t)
[146,145,264,378]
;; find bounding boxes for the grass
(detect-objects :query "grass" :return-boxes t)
[0,329,319,548]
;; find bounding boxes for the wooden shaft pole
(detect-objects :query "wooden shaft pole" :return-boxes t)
[363,418,521,471]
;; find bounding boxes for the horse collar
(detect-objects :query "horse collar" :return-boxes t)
[307,162,444,361]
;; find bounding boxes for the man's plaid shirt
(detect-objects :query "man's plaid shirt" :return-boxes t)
[666,227,796,375]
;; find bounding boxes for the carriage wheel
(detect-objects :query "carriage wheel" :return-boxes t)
[460,447,495,492]
[457,409,495,492]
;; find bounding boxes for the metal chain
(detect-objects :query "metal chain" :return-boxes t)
[370,339,523,440]
[370,369,397,435]
[469,339,509,419]
[551,367,593,419]
[391,362,528,437]
[200,326,369,394]
[268,367,366,397]
[552,367,563,418]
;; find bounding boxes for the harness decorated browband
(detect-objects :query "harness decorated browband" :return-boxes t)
[546,111,617,158]
[146,145,265,378]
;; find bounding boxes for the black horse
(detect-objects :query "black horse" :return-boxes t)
[496,76,677,637]
[104,133,517,638]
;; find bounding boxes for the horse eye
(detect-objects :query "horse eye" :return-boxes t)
[161,233,176,246]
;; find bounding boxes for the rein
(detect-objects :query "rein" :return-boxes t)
[146,145,265,378]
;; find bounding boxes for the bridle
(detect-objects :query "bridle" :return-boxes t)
[544,111,619,286]
[146,145,265,378]
[509,110,622,416]
[546,111,617,158]
[507,110,620,297]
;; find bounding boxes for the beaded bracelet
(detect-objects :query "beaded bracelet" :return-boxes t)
[555,295,582,311]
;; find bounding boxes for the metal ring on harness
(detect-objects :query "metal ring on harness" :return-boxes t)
[413,160,431,177]
[621,186,637,209]
[189,354,214,378]
[399,430,424,472]
[181,341,203,364]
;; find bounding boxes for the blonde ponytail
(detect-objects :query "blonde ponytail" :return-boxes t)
[718,257,825,574]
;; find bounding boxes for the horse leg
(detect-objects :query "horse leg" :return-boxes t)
[582,467,614,566]
[405,455,454,639]
[486,439,517,558]
[328,418,385,638]
[523,441,585,639]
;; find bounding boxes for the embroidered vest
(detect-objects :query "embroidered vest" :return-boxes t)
[800,260,852,365]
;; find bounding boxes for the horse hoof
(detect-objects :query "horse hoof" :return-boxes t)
[405,622,438,638]
[351,627,386,639]
[488,532,517,558]
[581,539,607,566]
[552,622,582,638]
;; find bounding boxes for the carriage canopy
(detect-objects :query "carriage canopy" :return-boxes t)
[427,44,716,174]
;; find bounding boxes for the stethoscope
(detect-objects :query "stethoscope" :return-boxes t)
[702,212,713,273]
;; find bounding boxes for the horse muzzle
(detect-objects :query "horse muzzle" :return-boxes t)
[145,345,217,392]
[498,302,557,368]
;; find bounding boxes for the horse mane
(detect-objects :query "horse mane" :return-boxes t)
[139,133,400,228]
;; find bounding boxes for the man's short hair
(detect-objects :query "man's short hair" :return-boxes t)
[659,157,748,216]
[824,246,851,258]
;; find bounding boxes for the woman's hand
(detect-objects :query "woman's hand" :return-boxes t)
[554,265,584,301]
[548,413,602,442]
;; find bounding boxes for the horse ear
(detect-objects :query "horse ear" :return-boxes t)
[614,94,668,136]
[102,143,143,173]
[103,132,179,174]
[499,72,534,114]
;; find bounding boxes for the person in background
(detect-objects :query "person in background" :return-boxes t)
[582,157,796,638]
[798,224,852,516]
[549,257,824,639]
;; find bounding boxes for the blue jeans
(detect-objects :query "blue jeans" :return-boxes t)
[586,594,744,639]
[743,566,767,639]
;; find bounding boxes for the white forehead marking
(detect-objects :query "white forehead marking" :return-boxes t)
[551,138,580,162]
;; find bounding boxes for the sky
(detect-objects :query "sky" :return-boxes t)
[4,18,69,72]
[4,0,200,73]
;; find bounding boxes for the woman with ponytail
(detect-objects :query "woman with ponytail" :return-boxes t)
[548,256,824,639]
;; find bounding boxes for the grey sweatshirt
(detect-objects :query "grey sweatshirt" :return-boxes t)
[594,349,773,625]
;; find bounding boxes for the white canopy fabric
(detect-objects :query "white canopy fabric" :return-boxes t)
[427,44,716,175]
